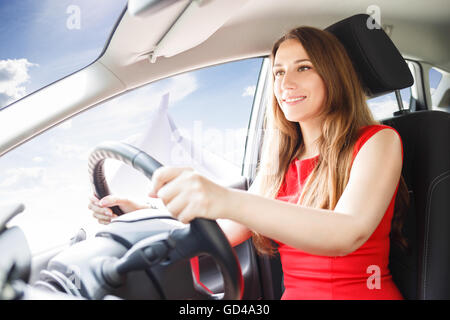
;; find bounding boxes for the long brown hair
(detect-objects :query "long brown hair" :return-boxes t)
[251,26,409,255]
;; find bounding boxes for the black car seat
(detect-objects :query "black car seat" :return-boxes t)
[383,110,450,299]
[325,14,450,300]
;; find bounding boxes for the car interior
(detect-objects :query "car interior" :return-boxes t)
[0,0,449,300]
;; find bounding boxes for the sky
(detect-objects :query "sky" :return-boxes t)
[0,0,128,108]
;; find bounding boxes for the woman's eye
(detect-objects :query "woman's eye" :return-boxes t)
[273,66,309,76]
[274,70,284,77]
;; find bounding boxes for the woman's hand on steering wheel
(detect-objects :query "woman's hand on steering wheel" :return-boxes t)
[148,166,233,224]
[88,194,147,225]
[87,142,244,299]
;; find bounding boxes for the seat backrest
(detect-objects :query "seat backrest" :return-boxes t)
[383,111,450,299]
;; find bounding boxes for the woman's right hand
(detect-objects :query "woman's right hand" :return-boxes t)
[88,194,146,225]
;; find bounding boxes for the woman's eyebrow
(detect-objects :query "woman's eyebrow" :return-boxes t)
[273,59,311,67]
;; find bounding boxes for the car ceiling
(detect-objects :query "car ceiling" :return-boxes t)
[100,0,450,92]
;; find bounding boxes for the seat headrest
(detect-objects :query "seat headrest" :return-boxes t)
[325,14,414,96]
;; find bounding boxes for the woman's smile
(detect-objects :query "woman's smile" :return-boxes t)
[282,95,308,106]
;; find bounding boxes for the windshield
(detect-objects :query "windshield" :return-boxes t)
[0,0,127,110]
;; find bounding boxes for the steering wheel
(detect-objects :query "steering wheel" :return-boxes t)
[87,141,243,300]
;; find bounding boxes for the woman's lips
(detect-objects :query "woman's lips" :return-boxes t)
[282,96,307,106]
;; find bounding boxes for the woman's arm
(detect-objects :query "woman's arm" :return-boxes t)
[217,218,251,247]
[225,129,403,256]
[226,190,358,256]
[149,129,402,257]
[216,176,263,247]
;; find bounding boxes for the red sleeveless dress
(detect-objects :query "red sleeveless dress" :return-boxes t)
[275,124,404,300]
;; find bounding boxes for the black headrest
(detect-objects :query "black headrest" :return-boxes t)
[325,14,414,96]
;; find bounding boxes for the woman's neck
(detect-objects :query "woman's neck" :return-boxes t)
[299,120,322,158]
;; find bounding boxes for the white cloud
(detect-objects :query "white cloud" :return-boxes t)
[242,85,256,97]
[1,167,94,254]
[32,156,44,163]
[86,72,199,124]
[166,73,198,103]
[54,142,90,161]
[0,167,46,188]
[0,58,38,107]
[367,95,409,120]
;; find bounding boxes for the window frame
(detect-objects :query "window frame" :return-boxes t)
[407,59,428,111]
[242,57,270,183]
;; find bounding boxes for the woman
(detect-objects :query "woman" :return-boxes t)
[88,26,409,300]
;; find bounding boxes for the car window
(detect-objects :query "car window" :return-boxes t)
[429,66,449,110]
[0,0,127,110]
[366,60,416,120]
[367,87,411,120]
[1,58,263,254]
[429,67,443,95]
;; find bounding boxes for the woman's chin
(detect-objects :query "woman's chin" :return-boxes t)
[283,112,307,123]
[282,109,322,124]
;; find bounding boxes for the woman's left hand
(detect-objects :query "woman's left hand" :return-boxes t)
[148,166,232,224]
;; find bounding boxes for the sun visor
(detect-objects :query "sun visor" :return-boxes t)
[325,14,414,96]
[141,0,251,62]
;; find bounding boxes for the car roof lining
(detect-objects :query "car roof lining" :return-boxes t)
[98,0,449,92]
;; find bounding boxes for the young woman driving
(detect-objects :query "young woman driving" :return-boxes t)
[88,26,409,300]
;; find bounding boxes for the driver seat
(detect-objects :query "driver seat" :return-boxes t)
[325,14,450,300]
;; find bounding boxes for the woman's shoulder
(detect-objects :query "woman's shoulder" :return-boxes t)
[358,124,399,135]
[357,124,402,143]
[354,124,403,159]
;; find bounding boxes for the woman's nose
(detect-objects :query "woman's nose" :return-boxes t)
[281,71,297,90]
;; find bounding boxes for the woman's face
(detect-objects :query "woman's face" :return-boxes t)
[272,39,327,123]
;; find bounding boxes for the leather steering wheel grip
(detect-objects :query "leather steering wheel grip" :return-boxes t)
[87,141,161,216]
[87,141,244,300]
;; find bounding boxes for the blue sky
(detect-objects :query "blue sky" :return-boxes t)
[0,0,127,106]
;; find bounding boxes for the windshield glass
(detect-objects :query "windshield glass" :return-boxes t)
[0,0,127,110]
